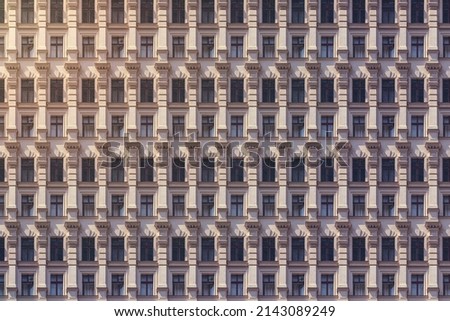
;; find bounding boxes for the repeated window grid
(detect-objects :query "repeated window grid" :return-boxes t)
[50,115,63,137]
[410,79,425,103]
[201,79,215,102]
[49,195,64,217]
[82,195,95,216]
[81,237,95,261]
[382,115,395,137]
[352,237,366,261]
[230,237,244,261]
[172,195,185,217]
[201,158,215,182]
[410,158,424,182]
[50,237,64,261]
[140,115,153,137]
[172,274,185,295]
[21,0,34,23]
[410,237,424,261]
[291,237,305,261]
[381,158,395,182]
[140,237,154,261]
[352,79,366,103]
[320,237,334,261]
[291,79,305,103]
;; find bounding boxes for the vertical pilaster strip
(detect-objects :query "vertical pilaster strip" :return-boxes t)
[276,221,290,300]
[215,221,230,300]
[425,221,440,300]
[365,221,380,300]
[335,221,351,300]
[185,221,200,300]
[245,221,260,300]
[5,221,19,300]
[125,221,140,300]
[64,221,80,300]
[95,221,110,300]
[395,221,411,300]
[155,221,170,300]
[306,221,320,300]
[35,221,50,300]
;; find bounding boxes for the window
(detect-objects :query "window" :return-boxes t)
[320,237,334,261]
[201,237,215,261]
[173,116,185,137]
[82,0,95,23]
[382,36,395,58]
[230,195,244,217]
[444,275,450,296]
[381,195,395,217]
[262,0,275,23]
[352,158,366,182]
[292,0,305,23]
[262,237,276,261]
[262,116,275,137]
[21,36,34,58]
[172,79,185,102]
[292,36,305,58]
[320,195,334,217]
[140,79,154,103]
[49,237,63,261]
[230,36,244,58]
[230,79,244,102]
[353,274,366,296]
[82,79,95,103]
[0,195,5,217]
[443,237,450,261]
[0,79,4,102]
[140,195,153,216]
[381,158,395,182]
[50,158,64,182]
[201,116,214,137]
[172,237,185,261]
[410,115,424,137]
[230,116,244,138]
[172,195,185,216]
[292,195,305,217]
[230,0,244,23]
[111,194,125,217]
[292,274,305,296]
[444,80,450,103]
[381,79,395,103]
[50,115,63,137]
[110,157,124,182]
[172,36,185,58]
[352,79,366,103]
[321,0,334,23]
[443,196,450,217]
[21,158,34,182]
[230,237,244,261]
[381,237,395,261]
[21,237,34,261]
[382,115,395,137]
[201,79,215,102]
[140,158,154,182]
[320,79,334,102]
[320,36,334,58]
[111,36,124,58]
[353,37,365,58]
[111,116,124,137]
[201,37,214,58]
[352,237,365,261]
[50,36,63,58]
[381,0,395,23]
[444,37,450,58]
[352,195,366,217]
[111,237,125,261]
[410,195,424,217]
[21,0,34,23]
[140,237,154,261]
[82,37,95,58]
[21,195,34,217]
[411,237,424,261]
[49,274,64,296]
[291,237,305,261]
[261,157,277,182]
[410,274,424,296]
[21,79,34,103]
[230,157,244,181]
[320,158,334,182]
[111,0,124,23]
[140,274,153,296]
[111,79,125,103]
[49,195,64,217]
[140,36,153,58]
[262,195,275,216]
[81,158,95,182]
[81,237,95,261]
[320,274,334,296]
[172,274,185,295]
[0,158,4,183]
[111,274,124,296]
[411,79,424,103]
[201,0,214,23]
[262,37,275,58]
[411,36,424,58]
[292,116,305,137]
[261,80,276,103]
[291,157,305,182]
[172,0,185,23]
[352,0,365,23]
[262,274,275,296]
[410,0,424,23]
[201,195,215,217]
[410,158,424,182]
[0,237,4,261]
[80,275,95,297]
[201,158,215,182]
[141,0,154,23]
[21,274,34,296]
[50,0,63,23]
[172,157,185,182]
[82,195,95,217]
[445,0,450,23]
[444,158,450,182]
[230,274,244,296]
[291,79,305,103]
[0,0,4,23]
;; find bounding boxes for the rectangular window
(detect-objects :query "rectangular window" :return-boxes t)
[411,36,424,58]
[111,194,125,217]
[21,195,34,215]
[49,274,64,296]
[230,79,244,102]
[111,237,125,261]
[82,79,95,103]
[410,158,424,182]
[50,36,63,58]
[201,0,214,23]
[21,274,34,296]
[230,36,244,58]
[262,195,275,217]
[49,195,64,217]
[445,0,450,23]
[172,274,185,295]
[111,36,124,58]
[0,0,4,23]
[262,274,275,296]
[291,79,305,103]
[201,116,214,137]
[262,79,276,103]
[291,237,305,261]
[320,36,334,58]
[352,79,366,103]
[352,237,365,261]
[82,0,95,23]
[230,157,244,181]
[320,158,334,182]
[0,79,4,102]
[320,79,334,102]
[291,157,305,182]
[292,274,305,296]
[82,274,95,296]
[262,237,276,261]
[140,36,153,58]
[172,79,185,102]
[230,195,244,217]
[262,37,275,58]
[201,158,215,182]
[292,0,305,23]
[21,79,34,103]
[81,237,95,261]
[382,115,395,137]
[320,237,334,261]
[320,274,334,296]
[410,195,424,217]
[140,158,154,182]
[352,0,365,23]
[81,158,95,182]
[111,274,124,296]
[381,195,395,217]
[172,157,185,182]
[292,36,305,58]
[21,0,34,23]
[140,274,153,296]
[21,36,34,58]
[410,115,424,137]
[50,0,63,23]
[111,0,124,23]
[382,36,395,58]
[352,158,366,182]
[0,237,4,261]
[443,237,450,261]
[21,158,34,182]
[50,115,63,137]
[230,116,244,137]
[172,36,185,58]
[321,0,334,23]
[230,237,244,261]
[172,195,185,216]
[82,195,95,217]
[202,36,215,58]
[262,0,275,23]
[172,0,185,23]
[111,116,124,137]
[353,274,366,296]
[320,195,334,217]
[444,275,450,296]
[201,78,215,102]
[292,116,305,137]
[410,274,424,296]
[0,159,4,183]
[111,79,125,103]
[230,274,244,296]
[110,157,124,182]
[201,237,215,261]
[262,116,275,137]
[140,0,154,23]
[381,237,395,261]
[0,117,4,138]
[444,158,450,182]
[411,79,424,103]
[230,0,244,23]
[140,79,154,103]
[172,237,185,261]
[381,158,395,182]
[82,37,95,58]
[352,195,366,217]
[292,195,305,217]
[381,0,395,23]
[201,195,215,217]
[50,158,64,182]
[410,0,424,23]
[381,79,395,103]
[139,194,153,216]
[21,237,34,261]
[411,237,424,261]
[140,237,154,261]
[140,115,153,138]
[444,79,450,103]
[50,237,63,261]
[443,195,450,217]
[353,37,365,58]
[444,37,450,58]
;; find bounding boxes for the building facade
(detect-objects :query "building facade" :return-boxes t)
[0,0,450,301]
